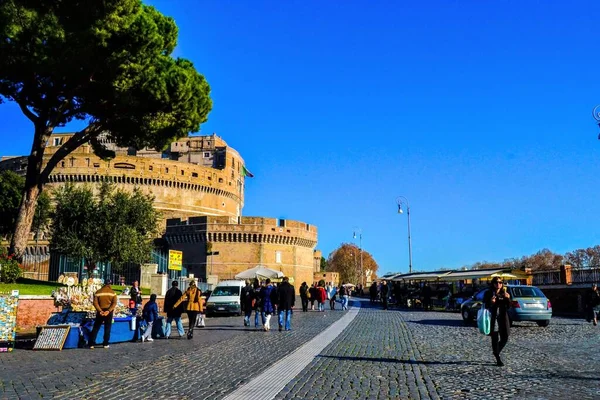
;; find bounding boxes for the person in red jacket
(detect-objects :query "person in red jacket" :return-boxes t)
[317,282,327,312]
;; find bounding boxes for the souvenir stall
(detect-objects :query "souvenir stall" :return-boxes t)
[46,276,139,349]
[0,290,19,352]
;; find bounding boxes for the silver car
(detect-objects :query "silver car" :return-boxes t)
[461,284,552,327]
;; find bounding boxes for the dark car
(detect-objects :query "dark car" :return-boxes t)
[461,285,552,327]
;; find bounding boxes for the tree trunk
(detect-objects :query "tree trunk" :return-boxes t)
[9,125,51,259]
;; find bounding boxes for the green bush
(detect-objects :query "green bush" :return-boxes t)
[0,249,22,283]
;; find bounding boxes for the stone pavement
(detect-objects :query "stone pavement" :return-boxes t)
[2,299,600,399]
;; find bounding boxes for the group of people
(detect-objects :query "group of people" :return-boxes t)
[298,281,350,312]
[88,279,206,348]
[240,277,296,331]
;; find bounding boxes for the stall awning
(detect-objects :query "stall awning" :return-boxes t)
[392,271,452,281]
[444,269,505,281]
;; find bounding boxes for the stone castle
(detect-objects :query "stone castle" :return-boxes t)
[0,133,321,289]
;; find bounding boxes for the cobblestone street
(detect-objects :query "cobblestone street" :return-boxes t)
[1,300,600,399]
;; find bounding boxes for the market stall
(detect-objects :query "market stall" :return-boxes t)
[0,290,19,352]
[44,277,139,349]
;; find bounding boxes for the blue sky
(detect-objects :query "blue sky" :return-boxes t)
[2,1,600,275]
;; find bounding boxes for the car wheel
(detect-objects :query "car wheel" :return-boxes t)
[536,320,550,327]
[461,308,472,324]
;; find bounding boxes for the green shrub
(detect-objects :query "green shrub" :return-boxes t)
[0,249,22,283]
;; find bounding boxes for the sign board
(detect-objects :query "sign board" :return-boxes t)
[168,250,183,271]
[33,325,71,351]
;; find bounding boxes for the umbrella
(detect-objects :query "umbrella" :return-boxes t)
[490,272,518,279]
[234,266,284,280]
[342,283,356,288]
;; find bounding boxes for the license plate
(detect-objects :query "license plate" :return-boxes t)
[217,307,225,311]
[523,303,543,309]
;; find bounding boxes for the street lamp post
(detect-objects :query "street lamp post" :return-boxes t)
[353,228,363,287]
[396,196,413,274]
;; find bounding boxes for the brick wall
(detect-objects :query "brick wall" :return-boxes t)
[15,296,165,332]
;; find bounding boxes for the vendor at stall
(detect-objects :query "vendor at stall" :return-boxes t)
[89,281,117,349]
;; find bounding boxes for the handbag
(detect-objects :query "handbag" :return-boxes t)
[196,314,205,328]
[477,305,491,335]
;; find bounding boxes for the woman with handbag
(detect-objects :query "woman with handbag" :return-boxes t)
[483,277,511,367]
[173,280,203,339]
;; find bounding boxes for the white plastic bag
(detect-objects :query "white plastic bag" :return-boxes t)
[196,314,205,328]
[477,306,491,335]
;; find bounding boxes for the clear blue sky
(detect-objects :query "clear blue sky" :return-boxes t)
[2,1,600,276]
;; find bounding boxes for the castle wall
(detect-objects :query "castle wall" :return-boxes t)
[165,216,318,293]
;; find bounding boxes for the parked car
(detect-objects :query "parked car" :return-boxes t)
[205,280,244,316]
[461,285,552,327]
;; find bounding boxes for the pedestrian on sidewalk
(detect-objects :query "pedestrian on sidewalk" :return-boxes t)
[584,283,600,325]
[260,279,276,331]
[317,282,327,312]
[164,280,185,339]
[242,280,254,326]
[369,282,377,303]
[278,277,295,331]
[89,281,118,349]
[327,283,337,310]
[381,280,389,310]
[141,294,158,342]
[253,279,263,329]
[309,283,317,310]
[484,277,511,367]
[339,284,349,310]
[299,282,309,312]
[173,280,203,339]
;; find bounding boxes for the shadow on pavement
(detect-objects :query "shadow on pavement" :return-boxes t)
[317,354,488,366]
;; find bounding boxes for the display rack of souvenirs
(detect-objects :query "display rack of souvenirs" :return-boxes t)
[0,292,19,352]
[51,276,131,318]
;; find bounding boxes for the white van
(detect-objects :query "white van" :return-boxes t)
[206,280,245,316]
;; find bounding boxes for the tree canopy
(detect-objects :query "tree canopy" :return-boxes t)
[1,0,212,257]
[326,243,379,285]
[50,183,159,272]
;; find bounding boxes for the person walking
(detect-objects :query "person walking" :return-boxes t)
[483,277,511,367]
[242,280,254,327]
[317,282,327,312]
[339,284,349,310]
[141,294,158,342]
[381,280,389,310]
[253,279,263,329]
[278,277,295,331]
[260,279,276,331]
[309,283,317,311]
[89,281,118,349]
[369,282,378,303]
[173,280,203,339]
[299,282,309,312]
[585,283,600,325]
[164,280,185,339]
[327,283,337,310]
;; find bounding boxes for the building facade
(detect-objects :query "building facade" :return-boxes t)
[165,216,318,292]
[0,133,320,288]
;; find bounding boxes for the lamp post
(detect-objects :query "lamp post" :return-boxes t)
[593,105,600,139]
[353,228,363,287]
[396,196,413,274]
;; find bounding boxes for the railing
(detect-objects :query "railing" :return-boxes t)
[571,268,600,284]
[532,270,561,285]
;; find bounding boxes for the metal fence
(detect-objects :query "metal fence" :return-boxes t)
[532,266,600,285]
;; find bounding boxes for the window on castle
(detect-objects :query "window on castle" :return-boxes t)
[276,251,282,264]
[218,178,223,183]
[204,152,210,158]
[165,167,169,173]
[53,137,63,146]
[192,172,198,177]
[278,219,286,228]
[181,170,184,176]
[149,165,153,171]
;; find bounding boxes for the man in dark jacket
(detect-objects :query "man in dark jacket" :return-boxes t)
[241,280,254,326]
[278,277,296,331]
[299,282,309,312]
[164,281,184,338]
[381,280,389,310]
[585,283,600,325]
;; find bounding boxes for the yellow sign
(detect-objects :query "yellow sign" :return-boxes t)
[168,250,183,271]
